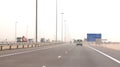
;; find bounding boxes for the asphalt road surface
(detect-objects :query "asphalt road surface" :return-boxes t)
[0,43,120,67]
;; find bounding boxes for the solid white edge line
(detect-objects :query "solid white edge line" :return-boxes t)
[87,45,120,64]
[0,45,62,58]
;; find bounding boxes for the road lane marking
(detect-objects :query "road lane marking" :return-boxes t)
[87,45,120,64]
[0,45,63,58]
[42,65,46,67]
[58,56,62,59]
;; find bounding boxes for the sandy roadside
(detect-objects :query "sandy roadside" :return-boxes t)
[91,44,120,51]
[101,44,120,51]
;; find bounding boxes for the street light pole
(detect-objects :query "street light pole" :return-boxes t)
[15,22,17,42]
[56,0,58,42]
[61,13,64,42]
[64,20,66,42]
[36,0,38,43]
[26,25,28,38]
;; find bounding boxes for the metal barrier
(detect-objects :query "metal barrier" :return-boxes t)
[0,42,63,51]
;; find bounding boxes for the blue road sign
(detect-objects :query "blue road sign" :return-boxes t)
[87,33,101,42]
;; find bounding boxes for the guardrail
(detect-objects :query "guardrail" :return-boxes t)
[0,42,62,51]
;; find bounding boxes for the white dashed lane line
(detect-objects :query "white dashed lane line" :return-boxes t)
[42,65,47,67]
[57,56,62,59]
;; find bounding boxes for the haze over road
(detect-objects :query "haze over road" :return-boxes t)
[0,43,120,67]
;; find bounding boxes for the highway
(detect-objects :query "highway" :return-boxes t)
[0,43,120,67]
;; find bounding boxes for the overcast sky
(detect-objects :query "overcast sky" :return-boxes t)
[0,0,120,42]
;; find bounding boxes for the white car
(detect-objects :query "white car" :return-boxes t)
[76,39,83,46]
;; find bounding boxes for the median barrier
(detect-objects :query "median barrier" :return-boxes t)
[17,45,19,49]
[0,46,3,51]
[0,42,63,51]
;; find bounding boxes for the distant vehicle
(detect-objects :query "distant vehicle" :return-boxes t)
[22,36,27,42]
[76,39,83,46]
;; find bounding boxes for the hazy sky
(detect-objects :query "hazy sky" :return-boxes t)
[0,0,120,42]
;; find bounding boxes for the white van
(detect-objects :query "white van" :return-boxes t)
[76,39,83,46]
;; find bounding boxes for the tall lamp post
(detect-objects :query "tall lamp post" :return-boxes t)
[61,12,64,42]
[15,22,17,43]
[26,25,28,38]
[56,0,58,42]
[36,0,38,43]
[64,20,67,42]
